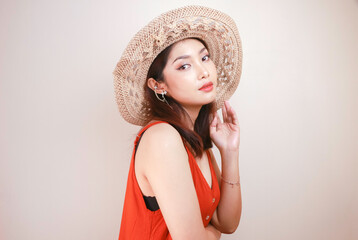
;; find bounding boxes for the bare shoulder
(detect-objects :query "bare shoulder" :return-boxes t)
[142,122,182,144]
[136,122,187,163]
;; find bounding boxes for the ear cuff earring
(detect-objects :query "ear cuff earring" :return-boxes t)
[154,86,170,106]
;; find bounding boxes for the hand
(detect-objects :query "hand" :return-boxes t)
[210,101,240,152]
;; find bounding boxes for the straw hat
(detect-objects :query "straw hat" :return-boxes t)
[113,5,242,126]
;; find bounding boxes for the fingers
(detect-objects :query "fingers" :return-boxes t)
[223,101,233,123]
[210,112,218,127]
[210,112,218,135]
[227,101,239,126]
[222,101,228,122]
[210,111,223,134]
[224,101,239,126]
[216,111,222,124]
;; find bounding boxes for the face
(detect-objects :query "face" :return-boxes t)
[161,39,217,111]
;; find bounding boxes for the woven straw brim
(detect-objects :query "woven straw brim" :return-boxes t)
[113,5,242,126]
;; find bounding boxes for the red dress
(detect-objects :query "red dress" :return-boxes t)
[119,121,220,240]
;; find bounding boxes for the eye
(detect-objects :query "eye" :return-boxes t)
[202,54,210,61]
[178,64,190,70]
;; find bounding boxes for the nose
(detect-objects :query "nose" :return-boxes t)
[198,64,210,80]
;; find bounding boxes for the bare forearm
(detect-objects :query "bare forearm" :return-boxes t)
[217,150,242,233]
[209,100,241,234]
[205,223,221,239]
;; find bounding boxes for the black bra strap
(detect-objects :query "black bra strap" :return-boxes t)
[143,195,160,211]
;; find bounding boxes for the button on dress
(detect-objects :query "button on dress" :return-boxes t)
[118,121,221,240]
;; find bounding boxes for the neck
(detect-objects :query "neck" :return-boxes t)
[182,105,202,131]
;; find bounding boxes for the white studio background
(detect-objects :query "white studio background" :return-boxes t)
[1,0,357,239]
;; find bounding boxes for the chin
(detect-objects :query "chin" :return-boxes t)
[201,97,216,106]
[206,92,217,103]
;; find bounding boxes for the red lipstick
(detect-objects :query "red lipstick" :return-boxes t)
[199,82,214,92]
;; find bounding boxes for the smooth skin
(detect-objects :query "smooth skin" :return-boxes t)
[135,39,241,240]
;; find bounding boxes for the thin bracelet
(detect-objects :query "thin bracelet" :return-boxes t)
[221,176,240,187]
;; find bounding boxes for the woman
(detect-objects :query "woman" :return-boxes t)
[113,6,243,240]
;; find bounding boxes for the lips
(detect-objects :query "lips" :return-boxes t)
[199,82,214,92]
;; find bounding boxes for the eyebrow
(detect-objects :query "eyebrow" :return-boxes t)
[172,47,207,64]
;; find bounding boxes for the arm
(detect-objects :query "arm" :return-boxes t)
[136,123,221,240]
[206,223,222,239]
[209,101,242,234]
[209,149,242,233]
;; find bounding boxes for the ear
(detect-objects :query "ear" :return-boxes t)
[147,78,167,93]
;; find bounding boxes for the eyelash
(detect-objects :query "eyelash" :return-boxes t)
[202,54,210,61]
[177,54,210,70]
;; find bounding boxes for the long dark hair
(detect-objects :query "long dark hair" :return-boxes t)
[144,38,215,158]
